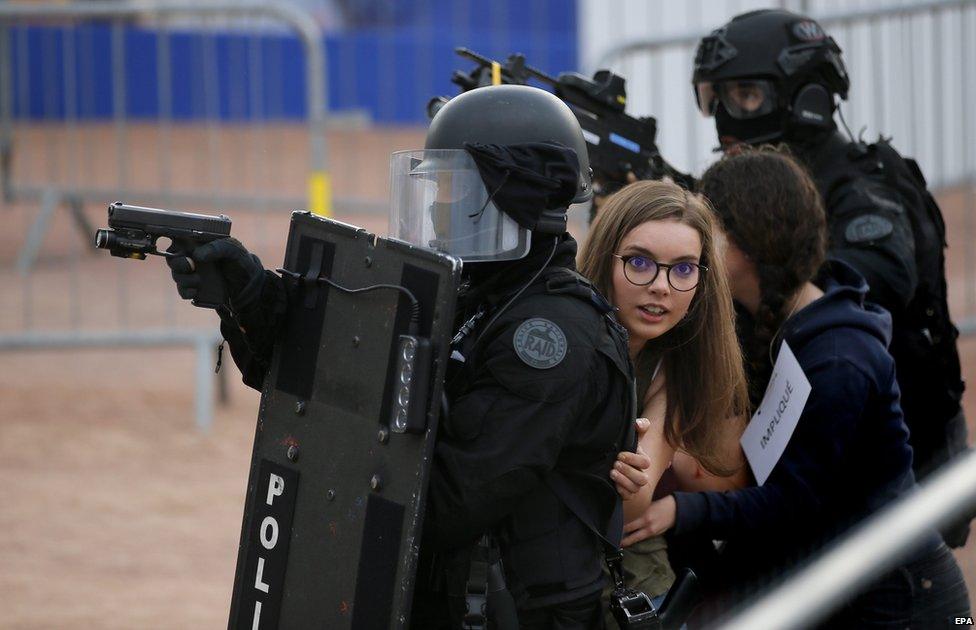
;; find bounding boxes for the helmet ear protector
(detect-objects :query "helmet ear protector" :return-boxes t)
[790,82,835,130]
[778,38,848,132]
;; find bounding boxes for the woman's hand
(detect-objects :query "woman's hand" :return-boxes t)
[611,418,652,499]
[621,495,677,547]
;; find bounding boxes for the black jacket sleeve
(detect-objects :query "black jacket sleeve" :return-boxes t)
[825,175,918,313]
[216,269,289,391]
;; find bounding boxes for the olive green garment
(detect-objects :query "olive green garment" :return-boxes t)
[602,535,675,629]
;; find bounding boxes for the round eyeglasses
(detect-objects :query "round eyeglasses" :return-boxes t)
[612,254,706,292]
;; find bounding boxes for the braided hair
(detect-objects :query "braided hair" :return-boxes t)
[699,147,827,403]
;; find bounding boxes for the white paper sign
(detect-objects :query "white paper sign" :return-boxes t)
[740,341,812,486]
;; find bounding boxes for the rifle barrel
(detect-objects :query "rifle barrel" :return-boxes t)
[522,63,557,86]
[454,47,491,66]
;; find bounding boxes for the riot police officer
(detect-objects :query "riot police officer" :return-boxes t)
[167,84,636,628]
[692,8,970,546]
[399,84,636,629]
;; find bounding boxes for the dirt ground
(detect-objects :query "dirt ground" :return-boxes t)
[2,125,976,628]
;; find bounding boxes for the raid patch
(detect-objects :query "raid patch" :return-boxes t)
[513,318,567,369]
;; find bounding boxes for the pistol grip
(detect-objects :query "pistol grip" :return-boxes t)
[192,260,227,309]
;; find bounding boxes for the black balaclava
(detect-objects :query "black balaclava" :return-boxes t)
[714,103,792,148]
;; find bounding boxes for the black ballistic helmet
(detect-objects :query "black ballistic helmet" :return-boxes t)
[693,9,850,146]
[424,84,593,205]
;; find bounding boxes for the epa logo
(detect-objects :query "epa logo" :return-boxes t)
[955,617,975,625]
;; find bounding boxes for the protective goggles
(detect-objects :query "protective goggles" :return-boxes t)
[694,79,778,119]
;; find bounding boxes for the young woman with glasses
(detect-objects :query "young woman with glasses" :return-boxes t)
[577,179,750,617]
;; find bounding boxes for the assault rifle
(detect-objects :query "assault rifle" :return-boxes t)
[95,201,232,308]
[429,48,695,200]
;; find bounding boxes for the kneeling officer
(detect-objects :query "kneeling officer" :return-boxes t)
[168,84,635,629]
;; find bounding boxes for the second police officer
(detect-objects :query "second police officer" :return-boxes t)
[167,84,637,628]
[691,9,970,546]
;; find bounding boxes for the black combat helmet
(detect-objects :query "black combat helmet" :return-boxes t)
[692,9,850,147]
[390,85,591,263]
[424,84,592,205]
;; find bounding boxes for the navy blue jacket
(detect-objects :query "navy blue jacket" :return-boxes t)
[672,260,924,584]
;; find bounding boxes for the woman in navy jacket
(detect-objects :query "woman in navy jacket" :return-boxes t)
[622,148,970,627]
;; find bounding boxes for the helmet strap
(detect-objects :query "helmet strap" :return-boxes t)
[468,170,511,221]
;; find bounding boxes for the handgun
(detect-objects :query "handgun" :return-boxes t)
[95,201,232,308]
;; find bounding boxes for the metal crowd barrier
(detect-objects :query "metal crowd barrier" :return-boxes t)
[0,0,329,221]
[0,0,330,430]
[717,447,976,629]
[590,0,976,331]
[0,328,222,430]
[0,0,580,431]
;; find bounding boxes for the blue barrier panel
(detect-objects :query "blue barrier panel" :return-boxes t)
[11,24,306,120]
[7,0,576,124]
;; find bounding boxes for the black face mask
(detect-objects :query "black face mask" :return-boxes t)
[714,103,789,148]
[463,141,579,231]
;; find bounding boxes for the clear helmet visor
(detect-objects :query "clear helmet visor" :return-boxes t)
[389,149,531,263]
[695,79,778,119]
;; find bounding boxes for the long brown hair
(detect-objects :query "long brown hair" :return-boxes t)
[579,180,749,475]
[699,147,827,403]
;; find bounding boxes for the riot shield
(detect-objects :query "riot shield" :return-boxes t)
[227,212,460,630]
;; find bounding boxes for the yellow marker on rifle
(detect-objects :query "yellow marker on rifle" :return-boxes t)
[491,61,502,85]
[308,171,333,217]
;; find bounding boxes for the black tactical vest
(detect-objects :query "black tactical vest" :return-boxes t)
[804,132,965,476]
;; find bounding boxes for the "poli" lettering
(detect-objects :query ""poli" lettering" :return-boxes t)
[251,473,285,630]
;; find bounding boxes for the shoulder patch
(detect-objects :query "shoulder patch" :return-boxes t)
[513,318,567,369]
[845,214,894,243]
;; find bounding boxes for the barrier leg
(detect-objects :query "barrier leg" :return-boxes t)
[17,187,59,273]
[67,195,95,251]
[194,335,215,432]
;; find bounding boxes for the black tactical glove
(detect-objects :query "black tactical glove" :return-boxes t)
[167,237,266,311]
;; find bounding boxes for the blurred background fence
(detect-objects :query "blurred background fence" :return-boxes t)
[1,0,975,626]
[0,0,578,429]
[0,0,335,430]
